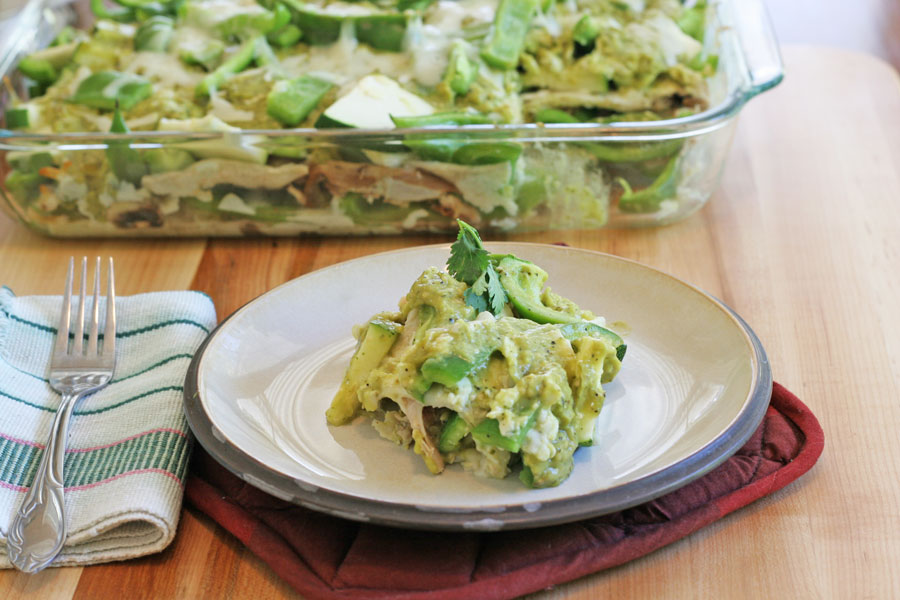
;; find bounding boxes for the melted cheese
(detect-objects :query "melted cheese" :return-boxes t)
[405,20,452,87]
[633,13,702,66]
[209,93,255,123]
[126,52,204,88]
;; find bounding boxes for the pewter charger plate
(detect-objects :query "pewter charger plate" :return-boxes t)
[183,243,771,531]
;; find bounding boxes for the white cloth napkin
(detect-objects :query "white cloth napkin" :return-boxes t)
[0,286,216,568]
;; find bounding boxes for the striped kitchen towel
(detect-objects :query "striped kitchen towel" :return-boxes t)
[0,286,216,568]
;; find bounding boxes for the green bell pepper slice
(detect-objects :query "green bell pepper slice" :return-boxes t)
[4,170,47,204]
[134,15,174,52]
[339,194,423,225]
[572,15,599,47]
[89,0,135,22]
[107,106,147,185]
[355,14,407,52]
[452,142,521,165]
[266,75,333,126]
[617,155,679,213]
[444,40,477,95]
[391,113,516,165]
[68,71,152,111]
[470,411,538,453]
[677,0,707,41]
[534,108,683,163]
[195,37,259,98]
[268,23,302,47]
[480,0,538,69]
[4,107,31,129]
[17,41,79,85]
[179,38,225,70]
[438,412,470,453]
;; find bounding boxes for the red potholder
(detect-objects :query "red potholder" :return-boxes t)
[185,382,824,600]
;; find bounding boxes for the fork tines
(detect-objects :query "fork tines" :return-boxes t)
[55,257,116,359]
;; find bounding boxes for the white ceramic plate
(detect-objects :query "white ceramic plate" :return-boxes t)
[184,243,771,531]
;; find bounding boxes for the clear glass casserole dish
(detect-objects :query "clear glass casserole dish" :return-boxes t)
[0,0,782,237]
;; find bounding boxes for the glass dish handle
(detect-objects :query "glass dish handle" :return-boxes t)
[729,0,785,97]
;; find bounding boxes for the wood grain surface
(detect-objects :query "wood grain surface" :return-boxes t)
[2,45,900,598]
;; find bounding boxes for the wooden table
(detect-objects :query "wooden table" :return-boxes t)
[2,45,900,598]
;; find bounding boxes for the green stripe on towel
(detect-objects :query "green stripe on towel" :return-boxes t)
[1,385,184,414]
[0,429,189,489]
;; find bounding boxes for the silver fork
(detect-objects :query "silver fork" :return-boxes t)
[7,257,117,574]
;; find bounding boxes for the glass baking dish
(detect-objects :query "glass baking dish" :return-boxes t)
[0,0,782,237]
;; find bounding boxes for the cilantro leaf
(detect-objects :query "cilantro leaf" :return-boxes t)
[448,220,509,316]
[484,265,508,314]
[464,288,489,313]
[447,219,488,285]
[470,266,508,315]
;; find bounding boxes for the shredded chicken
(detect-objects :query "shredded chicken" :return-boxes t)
[306,161,455,205]
[411,160,517,215]
[285,184,307,205]
[398,396,445,473]
[141,159,309,196]
[389,306,420,358]
[434,193,482,224]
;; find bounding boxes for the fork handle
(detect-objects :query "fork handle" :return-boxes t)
[7,392,82,573]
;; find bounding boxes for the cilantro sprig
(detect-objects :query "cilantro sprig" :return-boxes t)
[447,220,508,315]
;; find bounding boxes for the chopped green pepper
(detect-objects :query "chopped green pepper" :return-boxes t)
[252,36,280,69]
[4,107,31,129]
[572,15,599,47]
[420,355,473,387]
[267,23,302,47]
[617,155,679,213]
[677,0,707,41]
[17,59,57,85]
[470,411,537,453]
[7,152,55,173]
[519,465,534,487]
[290,8,342,45]
[355,15,408,52]
[129,1,178,19]
[107,106,148,185]
[289,7,408,52]
[17,42,80,87]
[144,147,195,173]
[392,112,502,163]
[4,171,47,205]
[266,75,333,126]
[558,321,626,361]
[396,0,433,11]
[51,26,80,46]
[134,15,174,52]
[339,194,424,225]
[444,40,477,96]
[534,108,578,124]
[391,113,494,128]
[181,0,283,38]
[69,71,153,111]
[438,412,470,453]
[195,37,258,98]
[271,3,292,31]
[178,38,225,70]
[480,0,538,69]
[89,0,135,22]
[535,108,683,163]
[452,142,521,165]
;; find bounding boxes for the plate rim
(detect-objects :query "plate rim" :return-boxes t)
[183,242,772,531]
